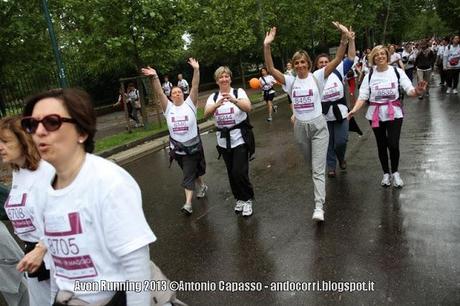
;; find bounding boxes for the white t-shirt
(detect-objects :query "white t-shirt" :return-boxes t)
[283,68,326,121]
[162,81,172,96]
[43,154,156,304]
[443,45,460,69]
[206,88,249,149]
[259,75,276,93]
[4,160,55,243]
[177,79,189,94]
[322,62,349,121]
[358,67,414,122]
[164,97,198,155]
[390,53,402,67]
[401,50,416,69]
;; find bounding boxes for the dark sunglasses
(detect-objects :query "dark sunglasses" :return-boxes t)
[21,114,76,134]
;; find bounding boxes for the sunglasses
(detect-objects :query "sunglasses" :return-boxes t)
[21,114,76,134]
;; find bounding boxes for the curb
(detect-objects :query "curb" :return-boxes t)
[106,94,287,165]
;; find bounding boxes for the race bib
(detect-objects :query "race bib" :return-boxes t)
[171,115,189,135]
[292,89,315,112]
[372,82,397,102]
[215,106,236,127]
[45,212,98,279]
[322,82,341,101]
[4,192,36,234]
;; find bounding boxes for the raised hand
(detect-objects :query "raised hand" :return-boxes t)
[188,57,199,70]
[264,27,277,45]
[348,26,355,40]
[141,66,157,77]
[332,21,350,36]
[415,80,428,94]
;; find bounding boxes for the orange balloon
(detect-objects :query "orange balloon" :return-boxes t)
[249,78,260,89]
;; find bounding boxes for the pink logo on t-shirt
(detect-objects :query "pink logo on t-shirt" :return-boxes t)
[4,193,36,234]
[45,212,83,237]
[216,107,236,126]
[373,82,397,101]
[171,115,189,134]
[292,89,314,111]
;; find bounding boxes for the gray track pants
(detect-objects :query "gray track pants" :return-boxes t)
[293,115,329,209]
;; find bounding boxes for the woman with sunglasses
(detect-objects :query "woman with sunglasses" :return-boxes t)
[21,88,156,305]
[263,22,352,222]
[0,116,55,306]
[141,58,208,215]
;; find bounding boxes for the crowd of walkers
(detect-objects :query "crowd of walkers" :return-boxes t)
[0,20,458,306]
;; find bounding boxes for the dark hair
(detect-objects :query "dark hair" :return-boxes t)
[260,67,268,76]
[23,88,97,153]
[313,53,330,70]
[0,116,41,171]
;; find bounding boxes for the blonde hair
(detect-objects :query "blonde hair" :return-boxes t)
[214,66,232,81]
[0,116,41,171]
[368,45,390,66]
[291,50,313,72]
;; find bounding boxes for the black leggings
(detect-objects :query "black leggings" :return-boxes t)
[446,68,460,89]
[371,118,403,174]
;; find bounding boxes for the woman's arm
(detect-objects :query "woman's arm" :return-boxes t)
[17,241,47,273]
[120,246,152,305]
[406,80,427,97]
[188,58,200,106]
[141,66,168,112]
[324,22,352,78]
[347,99,366,119]
[223,91,252,113]
[263,27,286,85]
[204,98,223,118]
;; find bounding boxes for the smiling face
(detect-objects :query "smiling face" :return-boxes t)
[292,52,311,78]
[30,98,85,168]
[216,72,232,90]
[0,129,24,166]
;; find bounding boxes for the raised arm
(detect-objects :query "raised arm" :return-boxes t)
[263,27,286,85]
[324,22,351,78]
[141,66,168,112]
[347,26,356,61]
[188,58,200,105]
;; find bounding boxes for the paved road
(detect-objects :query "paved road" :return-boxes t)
[122,83,459,305]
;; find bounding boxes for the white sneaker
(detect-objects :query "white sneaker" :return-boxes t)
[273,105,278,113]
[181,203,192,215]
[266,117,272,122]
[381,173,391,187]
[312,208,324,222]
[234,200,244,213]
[453,89,458,94]
[196,184,208,198]
[392,172,404,188]
[446,88,452,94]
[242,200,253,217]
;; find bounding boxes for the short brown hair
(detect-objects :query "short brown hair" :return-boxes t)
[0,116,41,171]
[313,53,330,71]
[291,50,313,72]
[23,88,97,153]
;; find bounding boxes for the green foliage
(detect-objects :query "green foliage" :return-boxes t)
[436,0,460,33]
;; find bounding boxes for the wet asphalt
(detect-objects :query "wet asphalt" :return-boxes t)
[123,82,460,305]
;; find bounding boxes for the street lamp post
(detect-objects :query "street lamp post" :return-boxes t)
[41,0,68,88]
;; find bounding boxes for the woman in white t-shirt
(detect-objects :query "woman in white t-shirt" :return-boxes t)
[142,58,208,215]
[263,22,353,222]
[21,88,156,306]
[348,45,427,188]
[259,67,278,121]
[204,66,255,217]
[389,44,405,69]
[313,31,356,178]
[0,116,55,306]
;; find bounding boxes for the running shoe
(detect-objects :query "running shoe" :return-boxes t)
[381,173,391,187]
[234,200,245,213]
[446,88,452,94]
[181,203,192,215]
[312,208,324,222]
[327,170,336,178]
[273,105,278,113]
[453,89,458,94]
[242,200,253,217]
[266,117,272,122]
[392,172,404,188]
[196,184,208,198]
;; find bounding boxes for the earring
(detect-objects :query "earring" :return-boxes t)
[78,139,84,144]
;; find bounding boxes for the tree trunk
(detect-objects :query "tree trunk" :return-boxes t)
[381,0,391,44]
[239,56,246,89]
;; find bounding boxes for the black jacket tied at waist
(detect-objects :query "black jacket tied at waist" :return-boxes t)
[216,118,255,159]
[321,96,347,122]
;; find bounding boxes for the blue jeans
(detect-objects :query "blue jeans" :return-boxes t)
[327,120,349,170]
